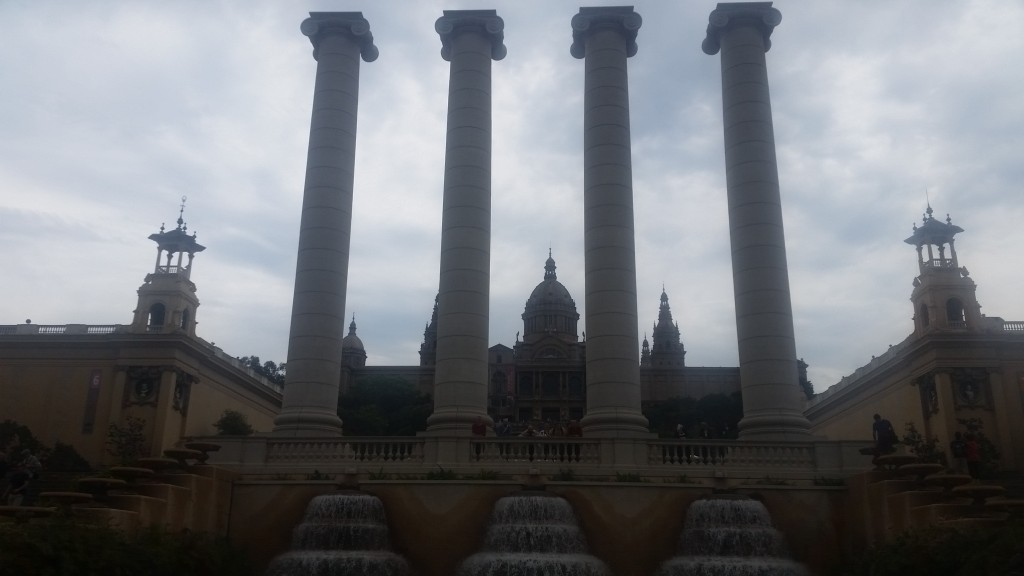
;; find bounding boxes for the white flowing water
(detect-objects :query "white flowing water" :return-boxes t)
[457,491,611,576]
[264,491,412,576]
[656,496,808,576]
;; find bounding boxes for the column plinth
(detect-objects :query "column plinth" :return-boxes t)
[571,7,649,437]
[703,2,810,440]
[273,12,376,437]
[425,10,505,435]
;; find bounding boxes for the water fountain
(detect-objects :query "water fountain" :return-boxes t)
[264,491,412,576]
[656,495,808,576]
[457,490,610,576]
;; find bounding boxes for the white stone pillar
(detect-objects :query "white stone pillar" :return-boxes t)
[425,10,506,434]
[571,7,649,436]
[703,3,810,440]
[274,13,377,437]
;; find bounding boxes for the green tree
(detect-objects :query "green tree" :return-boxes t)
[338,376,432,436]
[643,393,743,438]
[237,355,286,386]
[213,410,254,436]
[0,419,45,454]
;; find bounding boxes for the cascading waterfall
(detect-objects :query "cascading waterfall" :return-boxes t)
[656,495,808,576]
[264,491,411,576]
[457,491,610,576]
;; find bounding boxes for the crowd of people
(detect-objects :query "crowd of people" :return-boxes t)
[472,417,584,438]
[872,412,987,478]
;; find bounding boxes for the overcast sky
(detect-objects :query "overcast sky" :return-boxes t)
[2,1,1021,392]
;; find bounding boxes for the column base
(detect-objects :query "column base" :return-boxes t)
[580,409,650,437]
[737,412,811,441]
[424,409,493,436]
[272,409,343,437]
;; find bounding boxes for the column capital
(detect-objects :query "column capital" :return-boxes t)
[436,10,506,61]
[702,2,782,55]
[301,12,378,62]
[570,6,642,59]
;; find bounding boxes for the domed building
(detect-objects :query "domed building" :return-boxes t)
[343,252,742,429]
[498,252,587,424]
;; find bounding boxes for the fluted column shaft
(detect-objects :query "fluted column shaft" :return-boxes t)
[703,3,810,440]
[571,7,649,436]
[426,11,505,434]
[274,13,377,436]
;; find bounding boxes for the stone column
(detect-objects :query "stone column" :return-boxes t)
[274,12,377,437]
[571,7,649,436]
[703,3,810,440]
[425,10,505,434]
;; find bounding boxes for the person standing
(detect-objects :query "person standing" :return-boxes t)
[964,433,982,478]
[950,432,968,474]
[871,414,897,466]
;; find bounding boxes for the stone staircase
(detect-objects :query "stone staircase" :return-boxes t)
[850,455,1023,546]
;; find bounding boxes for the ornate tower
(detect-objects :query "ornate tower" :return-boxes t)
[131,197,205,336]
[419,294,439,367]
[905,206,982,335]
[649,289,686,368]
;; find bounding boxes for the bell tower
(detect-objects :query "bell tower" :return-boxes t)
[131,197,206,336]
[905,205,981,335]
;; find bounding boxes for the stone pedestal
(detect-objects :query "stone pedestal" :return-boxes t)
[426,10,506,434]
[570,6,649,437]
[275,12,378,436]
[702,2,810,440]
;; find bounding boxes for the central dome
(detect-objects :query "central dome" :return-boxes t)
[522,252,579,341]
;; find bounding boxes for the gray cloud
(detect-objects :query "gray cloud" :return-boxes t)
[2,1,1022,392]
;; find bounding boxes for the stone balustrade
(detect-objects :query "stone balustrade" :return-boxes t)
[267,438,425,464]
[212,435,866,480]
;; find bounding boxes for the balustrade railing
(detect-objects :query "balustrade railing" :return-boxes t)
[470,438,600,465]
[268,438,425,464]
[647,440,816,469]
[1004,321,1024,332]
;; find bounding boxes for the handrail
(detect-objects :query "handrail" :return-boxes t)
[470,438,601,464]
[646,439,816,468]
[267,438,425,464]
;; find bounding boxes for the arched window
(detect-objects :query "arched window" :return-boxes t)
[946,298,966,328]
[148,303,166,330]
[919,303,930,328]
[180,307,190,329]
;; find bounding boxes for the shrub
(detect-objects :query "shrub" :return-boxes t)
[424,466,458,480]
[0,519,251,576]
[213,410,254,436]
[901,422,946,465]
[841,521,1024,576]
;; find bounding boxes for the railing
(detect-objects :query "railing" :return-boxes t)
[647,440,816,469]
[925,258,953,268]
[267,438,425,464]
[1004,321,1024,332]
[948,320,968,329]
[0,324,120,335]
[155,265,187,275]
[470,438,601,464]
